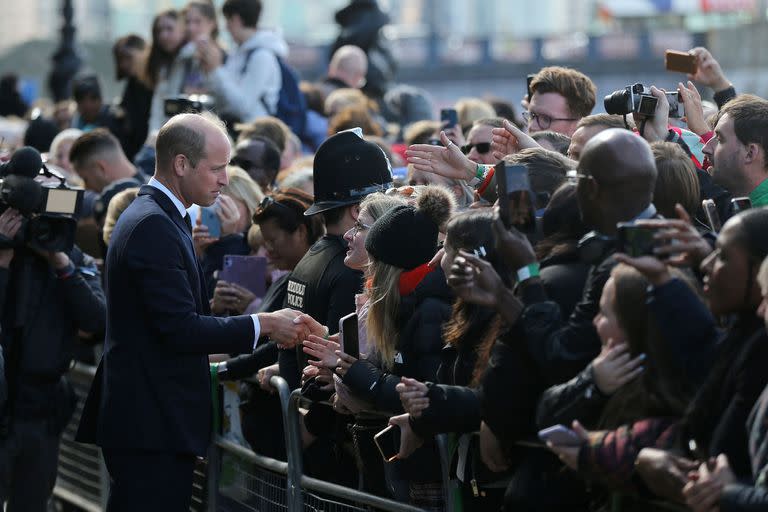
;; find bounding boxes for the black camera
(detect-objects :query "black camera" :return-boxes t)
[604,84,682,119]
[0,147,84,252]
[164,94,215,117]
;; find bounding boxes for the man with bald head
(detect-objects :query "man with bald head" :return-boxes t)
[501,128,658,383]
[323,44,368,95]
[77,112,305,510]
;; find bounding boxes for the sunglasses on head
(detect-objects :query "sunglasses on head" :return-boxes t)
[461,142,491,155]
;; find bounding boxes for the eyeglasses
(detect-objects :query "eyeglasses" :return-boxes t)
[461,142,491,155]
[254,196,294,217]
[523,111,578,130]
[566,170,594,185]
[351,220,372,236]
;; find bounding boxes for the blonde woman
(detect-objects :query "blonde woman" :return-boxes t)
[340,186,454,508]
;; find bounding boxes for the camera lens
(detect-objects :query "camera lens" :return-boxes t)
[604,89,631,116]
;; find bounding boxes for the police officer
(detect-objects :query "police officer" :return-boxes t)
[279,129,393,390]
[276,130,392,485]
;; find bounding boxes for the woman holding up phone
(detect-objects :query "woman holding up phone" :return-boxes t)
[335,186,455,507]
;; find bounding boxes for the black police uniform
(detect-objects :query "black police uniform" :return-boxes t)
[279,234,362,390]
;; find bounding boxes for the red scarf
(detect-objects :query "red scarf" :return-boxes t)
[398,262,436,296]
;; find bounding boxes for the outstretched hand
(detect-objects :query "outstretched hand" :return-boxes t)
[303,335,341,369]
[406,131,475,181]
[490,119,540,160]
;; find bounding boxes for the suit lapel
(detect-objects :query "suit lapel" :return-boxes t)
[138,185,207,313]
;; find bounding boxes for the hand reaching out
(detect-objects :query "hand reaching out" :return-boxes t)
[490,119,540,160]
[688,47,731,93]
[636,205,713,268]
[406,131,476,181]
[678,81,709,136]
[303,335,341,369]
[217,195,242,237]
[447,250,508,308]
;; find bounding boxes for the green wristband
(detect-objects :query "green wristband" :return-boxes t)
[516,262,540,283]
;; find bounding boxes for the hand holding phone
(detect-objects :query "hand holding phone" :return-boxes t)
[339,312,360,360]
[440,108,458,129]
[374,424,401,462]
[538,425,583,447]
[200,205,222,238]
[702,199,721,232]
[731,197,752,214]
[495,161,537,234]
[665,50,698,75]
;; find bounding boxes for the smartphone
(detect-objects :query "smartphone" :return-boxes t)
[526,73,536,98]
[495,161,537,233]
[665,50,698,75]
[218,255,268,297]
[616,222,658,257]
[666,91,684,119]
[200,205,221,238]
[440,108,458,129]
[538,425,582,447]
[374,424,401,462]
[339,312,360,360]
[731,197,752,214]
[702,199,722,232]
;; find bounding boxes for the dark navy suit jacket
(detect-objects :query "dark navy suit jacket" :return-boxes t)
[77,185,254,455]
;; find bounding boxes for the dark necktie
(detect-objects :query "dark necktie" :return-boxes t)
[183,213,193,235]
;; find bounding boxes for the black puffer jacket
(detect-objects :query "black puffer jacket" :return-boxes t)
[343,266,453,412]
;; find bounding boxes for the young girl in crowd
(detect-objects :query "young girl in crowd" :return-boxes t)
[148,2,224,132]
[143,9,184,131]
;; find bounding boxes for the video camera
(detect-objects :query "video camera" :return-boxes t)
[164,94,215,117]
[0,146,84,252]
[604,83,682,119]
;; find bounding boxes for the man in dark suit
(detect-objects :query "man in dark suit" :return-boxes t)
[77,112,306,511]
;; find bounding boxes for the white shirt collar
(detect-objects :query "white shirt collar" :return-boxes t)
[148,177,188,218]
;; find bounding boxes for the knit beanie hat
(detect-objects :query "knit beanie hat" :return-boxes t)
[365,186,454,270]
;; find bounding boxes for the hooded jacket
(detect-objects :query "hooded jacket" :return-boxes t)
[207,29,287,123]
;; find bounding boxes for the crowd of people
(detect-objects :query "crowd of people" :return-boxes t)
[3,0,768,511]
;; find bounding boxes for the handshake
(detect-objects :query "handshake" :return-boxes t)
[258,309,328,350]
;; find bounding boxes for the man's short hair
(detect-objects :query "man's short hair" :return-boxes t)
[156,112,227,170]
[222,0,262,27]
[472,117,505,129]
[529,66,596,119]
[69,128,121,167]
[236,117,289,152]
[716,94,768,170]
[531,130,571,156]
[503,147,575,207]
[576,113,629,131]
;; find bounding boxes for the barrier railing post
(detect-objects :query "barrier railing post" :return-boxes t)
[435,434,454,512]
[269,375,303,512]
[206,442,220,511]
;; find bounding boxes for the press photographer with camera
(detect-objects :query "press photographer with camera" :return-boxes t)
[0,147,106,511]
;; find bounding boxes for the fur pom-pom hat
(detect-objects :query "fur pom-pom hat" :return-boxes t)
[365,185,455,270]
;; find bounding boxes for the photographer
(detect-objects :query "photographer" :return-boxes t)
[0,206,106,511]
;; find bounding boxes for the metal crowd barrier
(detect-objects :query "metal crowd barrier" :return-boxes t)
[54,365,425,512]
[54,364,689,512]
